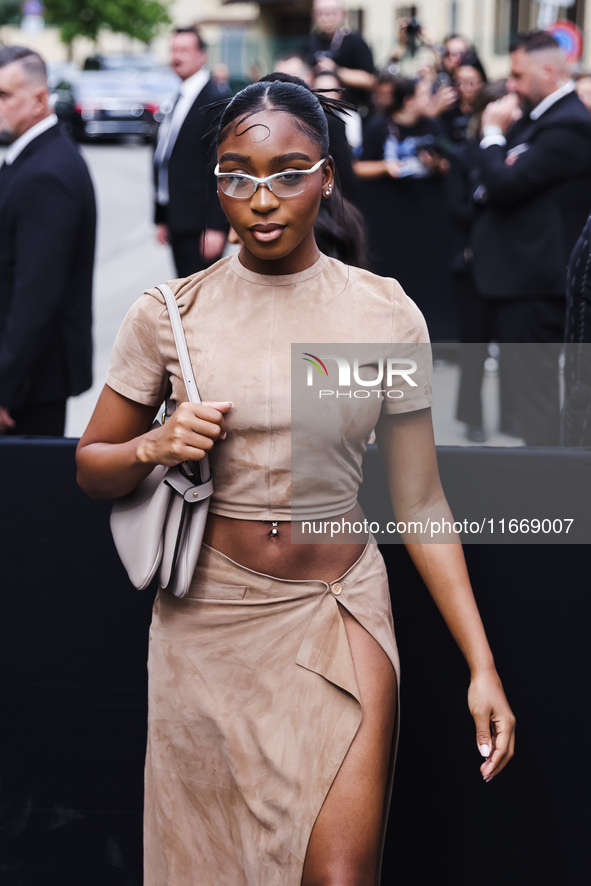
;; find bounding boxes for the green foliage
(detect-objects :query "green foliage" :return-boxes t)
[0,0,23,26]
[44,0,171,46]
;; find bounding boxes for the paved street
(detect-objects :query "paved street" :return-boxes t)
[3,140,522,447]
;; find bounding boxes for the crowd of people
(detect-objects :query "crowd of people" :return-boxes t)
[2,3,591,449]
[149,7,591,447]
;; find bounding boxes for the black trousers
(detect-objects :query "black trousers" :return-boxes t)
[485,295,566,446]
[454,269,494,429]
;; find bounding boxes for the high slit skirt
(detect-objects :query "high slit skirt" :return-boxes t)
[144,538,400,886]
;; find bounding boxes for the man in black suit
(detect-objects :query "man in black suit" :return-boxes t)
[562,213,591,447]
[471,30,591,445]
[154,27,228,276]
[0,46,96,437]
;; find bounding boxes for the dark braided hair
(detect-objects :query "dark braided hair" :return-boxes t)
[212,72,354,155]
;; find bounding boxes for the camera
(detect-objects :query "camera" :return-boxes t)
[405,13,422,55]
[434,71,453,92]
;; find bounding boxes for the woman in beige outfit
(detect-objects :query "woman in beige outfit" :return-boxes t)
[76,76,515,886]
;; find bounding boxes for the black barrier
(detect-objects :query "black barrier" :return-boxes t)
[0,438,589,885]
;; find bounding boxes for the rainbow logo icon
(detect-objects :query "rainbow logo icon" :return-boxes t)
[547,21,583,63]
[302,352,329,377]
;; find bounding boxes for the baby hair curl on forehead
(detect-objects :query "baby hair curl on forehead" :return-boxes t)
[212,73,355,155]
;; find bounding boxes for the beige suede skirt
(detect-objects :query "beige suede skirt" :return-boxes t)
[144,538,400,886]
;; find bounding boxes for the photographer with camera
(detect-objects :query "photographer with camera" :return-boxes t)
[353,76,456,340]
[388,13,440,78]
[302,0,375,114]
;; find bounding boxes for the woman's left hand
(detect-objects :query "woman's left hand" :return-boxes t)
[467,669,516,782]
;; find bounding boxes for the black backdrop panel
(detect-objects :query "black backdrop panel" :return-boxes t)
[0,439,589,885]
[0,439,154,886]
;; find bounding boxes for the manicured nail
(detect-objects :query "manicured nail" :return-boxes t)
[220,431,227,440]
[479,743,491,758]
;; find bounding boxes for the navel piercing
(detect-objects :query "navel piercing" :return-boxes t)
[269,521,279,538]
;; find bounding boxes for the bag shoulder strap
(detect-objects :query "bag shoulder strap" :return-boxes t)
[156,282,211,483]
[156,282,202,405]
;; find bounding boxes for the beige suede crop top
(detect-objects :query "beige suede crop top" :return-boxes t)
[106,253,433,520]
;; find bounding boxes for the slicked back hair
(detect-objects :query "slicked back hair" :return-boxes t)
[216,76,330,156]
[174,27,207,52]
[0,46,47,84]
[510,30,561,54]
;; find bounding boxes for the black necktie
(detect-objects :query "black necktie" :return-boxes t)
[0,161,10,187]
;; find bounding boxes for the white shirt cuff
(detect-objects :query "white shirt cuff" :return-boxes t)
[480,126,506,149]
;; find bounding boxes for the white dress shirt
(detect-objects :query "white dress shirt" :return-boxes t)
[480,80,576,149]
[529,78,575,119]
[155,67,210,204]
[4,113,59,165]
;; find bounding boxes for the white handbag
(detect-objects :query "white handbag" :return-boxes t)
[110,283,213,598]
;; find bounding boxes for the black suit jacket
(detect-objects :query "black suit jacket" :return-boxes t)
[154,76,228,234]
[562,212,591,445]
[0,124,96,410]
[471,91,591,298]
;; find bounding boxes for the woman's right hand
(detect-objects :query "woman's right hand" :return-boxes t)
[137,401,232,468]
[76,388,232,499]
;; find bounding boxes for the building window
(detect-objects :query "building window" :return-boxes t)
[347,8,364,34]
[494,0,517,54]
[396,5,420,22]
[219,27,247,79]
[495,1,585,56]
[449,0,459,34]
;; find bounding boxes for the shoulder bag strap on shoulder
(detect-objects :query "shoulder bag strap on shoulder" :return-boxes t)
[156,282,211,482]
[156,282,202,405]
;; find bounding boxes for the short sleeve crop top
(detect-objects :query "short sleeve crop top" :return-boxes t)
[106,253,433,521]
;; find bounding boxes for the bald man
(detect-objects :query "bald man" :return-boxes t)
[302,0,375,112]
[470,30,591,445]
[0,46,95,435]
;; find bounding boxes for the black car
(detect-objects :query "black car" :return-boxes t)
[55,69,178,142]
